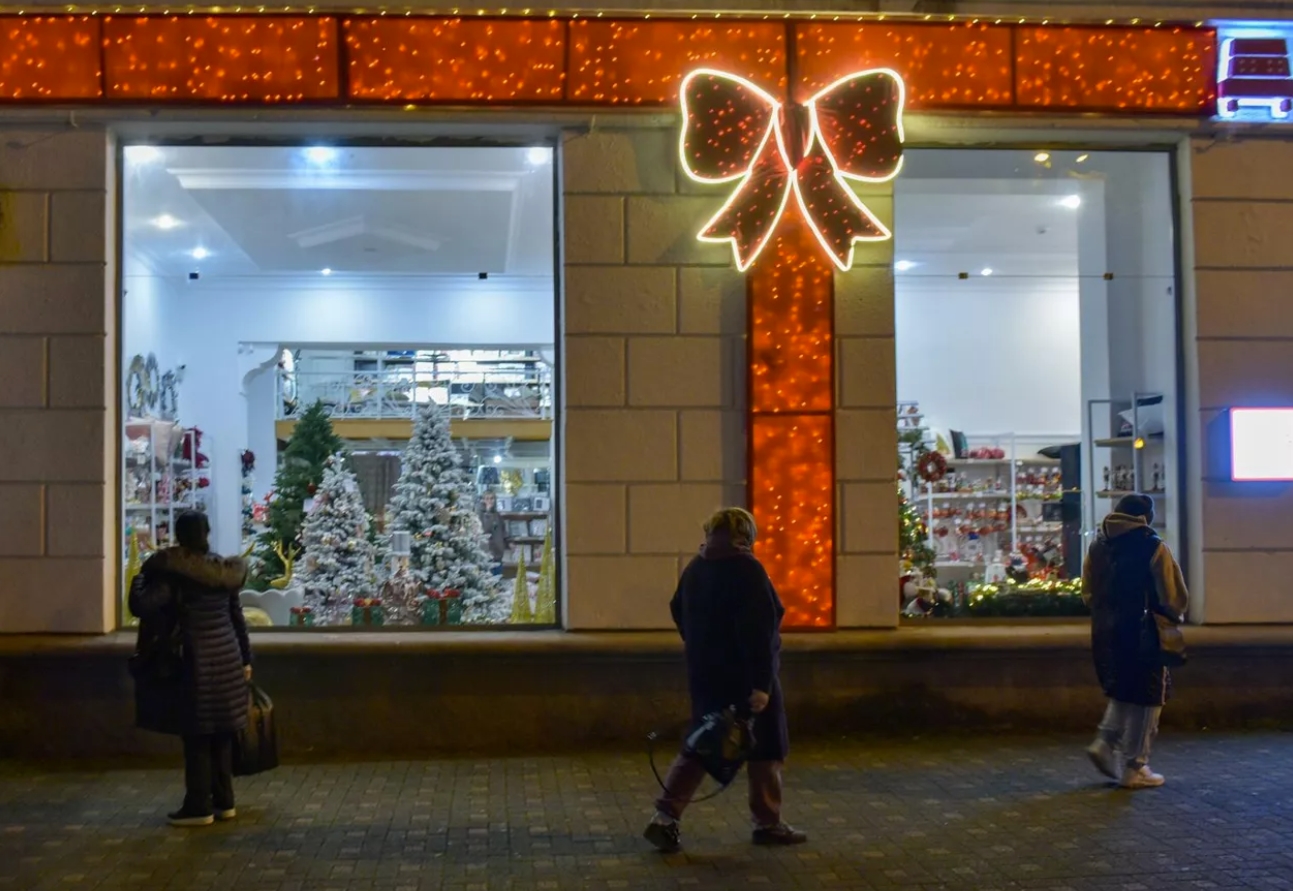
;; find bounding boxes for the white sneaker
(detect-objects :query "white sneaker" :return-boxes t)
[1120,766,1165,789]
[1086,739,1118,779]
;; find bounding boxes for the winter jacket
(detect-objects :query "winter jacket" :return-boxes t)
[129,548,251,736]
[1081,512,1188,707]
[478,507,509,563]
[670,530,788,762]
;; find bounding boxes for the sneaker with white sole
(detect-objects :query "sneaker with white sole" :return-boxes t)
[1120,766,1165,789]
[1086,739,1118,780]
[215,808,236,822]
[167,810,214,827]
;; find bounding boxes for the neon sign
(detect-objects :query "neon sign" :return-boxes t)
[1216,22,1293,121]
[679,68,905,272]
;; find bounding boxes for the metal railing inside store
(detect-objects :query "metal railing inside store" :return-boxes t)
[277,363,552,421]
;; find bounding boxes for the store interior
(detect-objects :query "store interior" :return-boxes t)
[893,149,1177,617]
[121,144,557,627]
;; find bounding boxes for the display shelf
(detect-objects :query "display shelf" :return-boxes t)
[1095,434,1164,448]
[500,510,548,519]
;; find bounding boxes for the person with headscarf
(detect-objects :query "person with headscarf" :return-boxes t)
[643,507,806,852]
[1082,493,1188,789]
[129,510,252,826]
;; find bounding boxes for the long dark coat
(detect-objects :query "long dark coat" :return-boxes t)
[129,547,251,737]
[1083,513,1188,708]
[670,534,788,762]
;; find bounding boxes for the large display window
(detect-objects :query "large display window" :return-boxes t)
[894,149,1179,619]
[119,143,558,628]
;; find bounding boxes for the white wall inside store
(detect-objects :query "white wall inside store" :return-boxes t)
[122,266,556,554]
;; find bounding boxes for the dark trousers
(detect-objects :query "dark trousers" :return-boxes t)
[182,733,235,815]
[654,752,783,827]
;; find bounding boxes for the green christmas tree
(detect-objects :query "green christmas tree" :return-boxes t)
[251,400,345,587]
[899,482,936,580]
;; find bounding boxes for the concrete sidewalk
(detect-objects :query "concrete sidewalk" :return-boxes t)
[3,733,1292,890]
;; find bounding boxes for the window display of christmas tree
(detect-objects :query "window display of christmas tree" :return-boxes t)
[387,404,506,623]
[298,453,377,625]
[251,400,344,588]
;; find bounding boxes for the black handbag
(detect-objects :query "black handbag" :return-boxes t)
[233,683,279,777]
[684,707,756,786]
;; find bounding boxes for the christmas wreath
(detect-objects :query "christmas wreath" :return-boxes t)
[916,450,948,483]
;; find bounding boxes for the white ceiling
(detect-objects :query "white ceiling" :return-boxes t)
[123,145,555,279]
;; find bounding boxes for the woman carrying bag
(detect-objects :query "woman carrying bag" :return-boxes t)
[129,510,254,827]
[1081,494,1188,790]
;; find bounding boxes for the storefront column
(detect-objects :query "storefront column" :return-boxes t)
[1190,136,1293,623]
[561,126,744,630]
[834,183,899,628]
[0,126,116,633]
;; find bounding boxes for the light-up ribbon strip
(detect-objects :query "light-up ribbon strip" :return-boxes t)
[679,68,906,272]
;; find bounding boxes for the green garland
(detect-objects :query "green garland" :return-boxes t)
[965,578,1088,618]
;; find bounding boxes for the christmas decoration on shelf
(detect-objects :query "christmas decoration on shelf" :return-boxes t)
[510,551,533,624]
[388,404,506,623]
[240,449,256,547]
[679,67,905,272]
[965,578,1087,618]
[421,589,464,626]
[251,400,344,586]
[289,606,314,627]
[268,541,300,590]
[915,449,947,483]
[534,529,556,625]
[351,597,385,627]
[182,426,209,468]
[298,453,378,626]
[380,532,422,625]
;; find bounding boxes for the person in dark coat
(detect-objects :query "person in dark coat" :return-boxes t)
[478,491,509,576]
[1081,494,1188,790]
[129,511,252,827]
[643,507,806,853]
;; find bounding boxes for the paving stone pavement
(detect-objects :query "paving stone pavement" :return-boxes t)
[2,733,1292,891]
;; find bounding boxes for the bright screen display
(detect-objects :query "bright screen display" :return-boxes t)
[1231,408,1293,480]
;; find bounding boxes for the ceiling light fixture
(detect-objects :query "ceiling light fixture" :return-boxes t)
[981,267,994,276]
[304,146,338,165]
[321,267,333,276]
[1059,195,1082,209]
[125,145,163,164]
[1033,151,1050,163]
[493,455,503,464]
[190,247,210,260]
[526,146,550,165]
[1075,153,1090,163]
[894,260,917,271]
[152,214,180,230]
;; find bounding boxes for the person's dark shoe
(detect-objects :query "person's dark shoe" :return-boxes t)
[214,808,237,822]
[752,823,808,846]
[167,809,214,828]
[643,818,682,853]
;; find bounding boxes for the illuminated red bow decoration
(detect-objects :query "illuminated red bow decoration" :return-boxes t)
[680,68,906,272]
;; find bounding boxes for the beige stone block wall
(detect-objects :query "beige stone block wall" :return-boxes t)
[0,127,115,633]
[562,126,744,630]
[834,198,899,628]
[1189,136,1293,623]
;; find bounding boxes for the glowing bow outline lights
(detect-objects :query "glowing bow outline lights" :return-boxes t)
[679,67,906,273]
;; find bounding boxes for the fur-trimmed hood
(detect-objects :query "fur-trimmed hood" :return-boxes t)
[145,547,247,590]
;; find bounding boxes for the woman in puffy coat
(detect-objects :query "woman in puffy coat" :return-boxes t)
[129,510,252,827]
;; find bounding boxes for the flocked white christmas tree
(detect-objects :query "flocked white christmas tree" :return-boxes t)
[298,452,376,625]
[388,403,506,622]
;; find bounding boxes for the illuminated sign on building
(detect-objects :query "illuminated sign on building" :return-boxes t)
[1230,408,1293,481]
[1216,22,1293,121]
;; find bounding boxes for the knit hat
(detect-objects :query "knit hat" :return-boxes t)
[1114,493,1155,524]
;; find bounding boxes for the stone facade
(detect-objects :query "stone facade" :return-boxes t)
[1189,136,1293,623]
[0,126,115,633]
[560,125,898,629]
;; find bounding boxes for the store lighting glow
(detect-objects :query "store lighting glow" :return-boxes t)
[679,67,905,272]
[493,455,503,464]
[125,145,163,165]
[190,247,210,260]
[152,214,181,230]
[1059,195,1082,209]
[894,260,918,271]
[526,146,550,165]
[1075,154,1090,163]
[981,267,994,276]
[321,268,332,276]
[303,146,338,165]
[1034,151,1050,163]
[1214,26,1293,121]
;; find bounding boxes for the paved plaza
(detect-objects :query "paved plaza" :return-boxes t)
[2,733,1292,891]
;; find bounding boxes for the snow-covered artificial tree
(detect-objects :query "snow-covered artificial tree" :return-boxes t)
[387,404,506,622]
[298,452,377,625]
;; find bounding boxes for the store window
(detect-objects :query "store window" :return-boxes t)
[895,149,1178,619]
[120,144,558,628]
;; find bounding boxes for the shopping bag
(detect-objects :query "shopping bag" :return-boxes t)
[233,683,279,777]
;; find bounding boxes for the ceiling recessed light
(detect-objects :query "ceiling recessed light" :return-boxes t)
[304,146,338,165]
[1075,153,1090,163]
[493,455,503,464]
[321,268,333,276]
[526,146,550,165]
[125,145,163,164]
[190,247,210,260]
[1059,195,1082,209]
[980,267,994,277]
[1033,151,1050,163]
[894,260,918,272]
[152,214,181,230]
